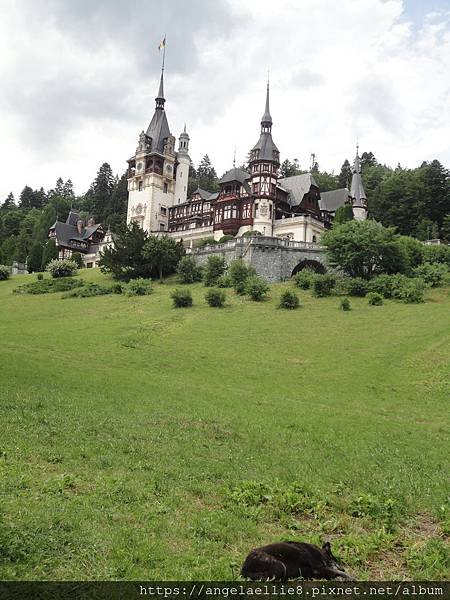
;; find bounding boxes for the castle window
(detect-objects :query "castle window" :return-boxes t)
[312,235,317,243]
[161,206,167,215]
[138,181,143,191]
[163,182,168,193]
[160,223,165,230]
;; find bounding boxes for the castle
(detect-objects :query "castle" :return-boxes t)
[49,64,367,268]
[126,66,367,247]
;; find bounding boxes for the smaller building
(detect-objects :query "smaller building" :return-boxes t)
[49,210,107,268]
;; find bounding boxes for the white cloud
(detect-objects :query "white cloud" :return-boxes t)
[0,0,450,200]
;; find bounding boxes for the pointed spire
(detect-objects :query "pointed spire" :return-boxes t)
[261,78,272,126]
[350,142,366,207]
[155,68,165,110]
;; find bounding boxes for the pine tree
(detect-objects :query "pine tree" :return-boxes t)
[197,155,219,191]
[91,163,115,223]
[280,159,303,178]
[19,186,35,209]
[419,160,449,230]
[28,241,44,272]
[1,193,15,210]
[107,173,128,231]
[338,159,352,188]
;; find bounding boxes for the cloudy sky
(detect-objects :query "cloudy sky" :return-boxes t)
[1,0,450,200]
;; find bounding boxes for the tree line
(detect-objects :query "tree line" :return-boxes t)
[1,150,449,271]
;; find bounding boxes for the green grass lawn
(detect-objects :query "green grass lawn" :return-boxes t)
[0,269,449,580]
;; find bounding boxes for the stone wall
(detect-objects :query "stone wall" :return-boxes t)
[188,236,327,282]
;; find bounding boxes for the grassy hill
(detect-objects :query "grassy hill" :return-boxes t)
[0,269,449,580]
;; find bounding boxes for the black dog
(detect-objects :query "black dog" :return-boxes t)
[241,541,351,581]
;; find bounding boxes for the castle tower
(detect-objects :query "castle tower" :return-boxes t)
[350,145,367,221]
[174,125,191,205]
[249,81,280,236]
[126,66,178,233]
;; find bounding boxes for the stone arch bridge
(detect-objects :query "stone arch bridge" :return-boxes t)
[187,236,327,283]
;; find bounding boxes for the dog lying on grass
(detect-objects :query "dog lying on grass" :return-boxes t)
[241,541,352,581]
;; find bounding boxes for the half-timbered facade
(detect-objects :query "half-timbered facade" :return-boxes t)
[49,210,106,267]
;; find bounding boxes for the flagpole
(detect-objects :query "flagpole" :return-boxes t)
[162,34,166,71]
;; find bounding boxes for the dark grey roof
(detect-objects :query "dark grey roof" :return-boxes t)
[252,132,279,162]
[261,81,272,124]
[319,188,350,213]
[278,173,318,207]
[219,168,250,184]
[192,188,214,200]
[350,151,367,207]
[66,209,82,226]
[146,109,170,155]
[208,192,219,200]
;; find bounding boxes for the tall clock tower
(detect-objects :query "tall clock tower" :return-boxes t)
[126,68,190,232]
[249,81,280,236]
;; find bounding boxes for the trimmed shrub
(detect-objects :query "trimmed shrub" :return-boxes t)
[216,274,232,288]
[278,290,300,310]
[346,277,369,297]
[293,269,316,290]
[37,273,44,281]
[171,288,193,308]
[46,259,78,278]
[312,273,336,297]
[245,276,269,301]
[125,278,153,296]
[14,278,84,295]
[177,256,202,284]
[218,235,235,244]
[233,280,247,295]
[205,288,226,307]
[367,292,384,306]
[71,253,83,268]
[203,255,226,286]
[340,298,351,311]
[413,262,447,288]
[62,283,114,298]
[0,265,10,281]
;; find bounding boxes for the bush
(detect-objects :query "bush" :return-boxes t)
[367,292,384,306]
[340,298,351,311]
[241,230,261,237]
[205,288,226,307]
[46,259,78,278]
[278,290,300,309]
[14,278,84,295]
[0,265,10,281]
[345,277,369,297]
[394,278,426,304]
[37,273,44,281]
[245,276,269,301]
[216,274,232,288]
[62,283,115,298]
[413,262,447,287]
[197,237,217,248]
[369,274,409,299]
[293,269,316,289]
[218,235,235,244]
[71,252,83,268]
[228,259,255,294]
[125,278,153,296]
[110,283,123,294]
[171,288,193,308]
[312,273,336,297]
[422,244,450,267]
[177,256,202,284]
[203,255,226,286]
